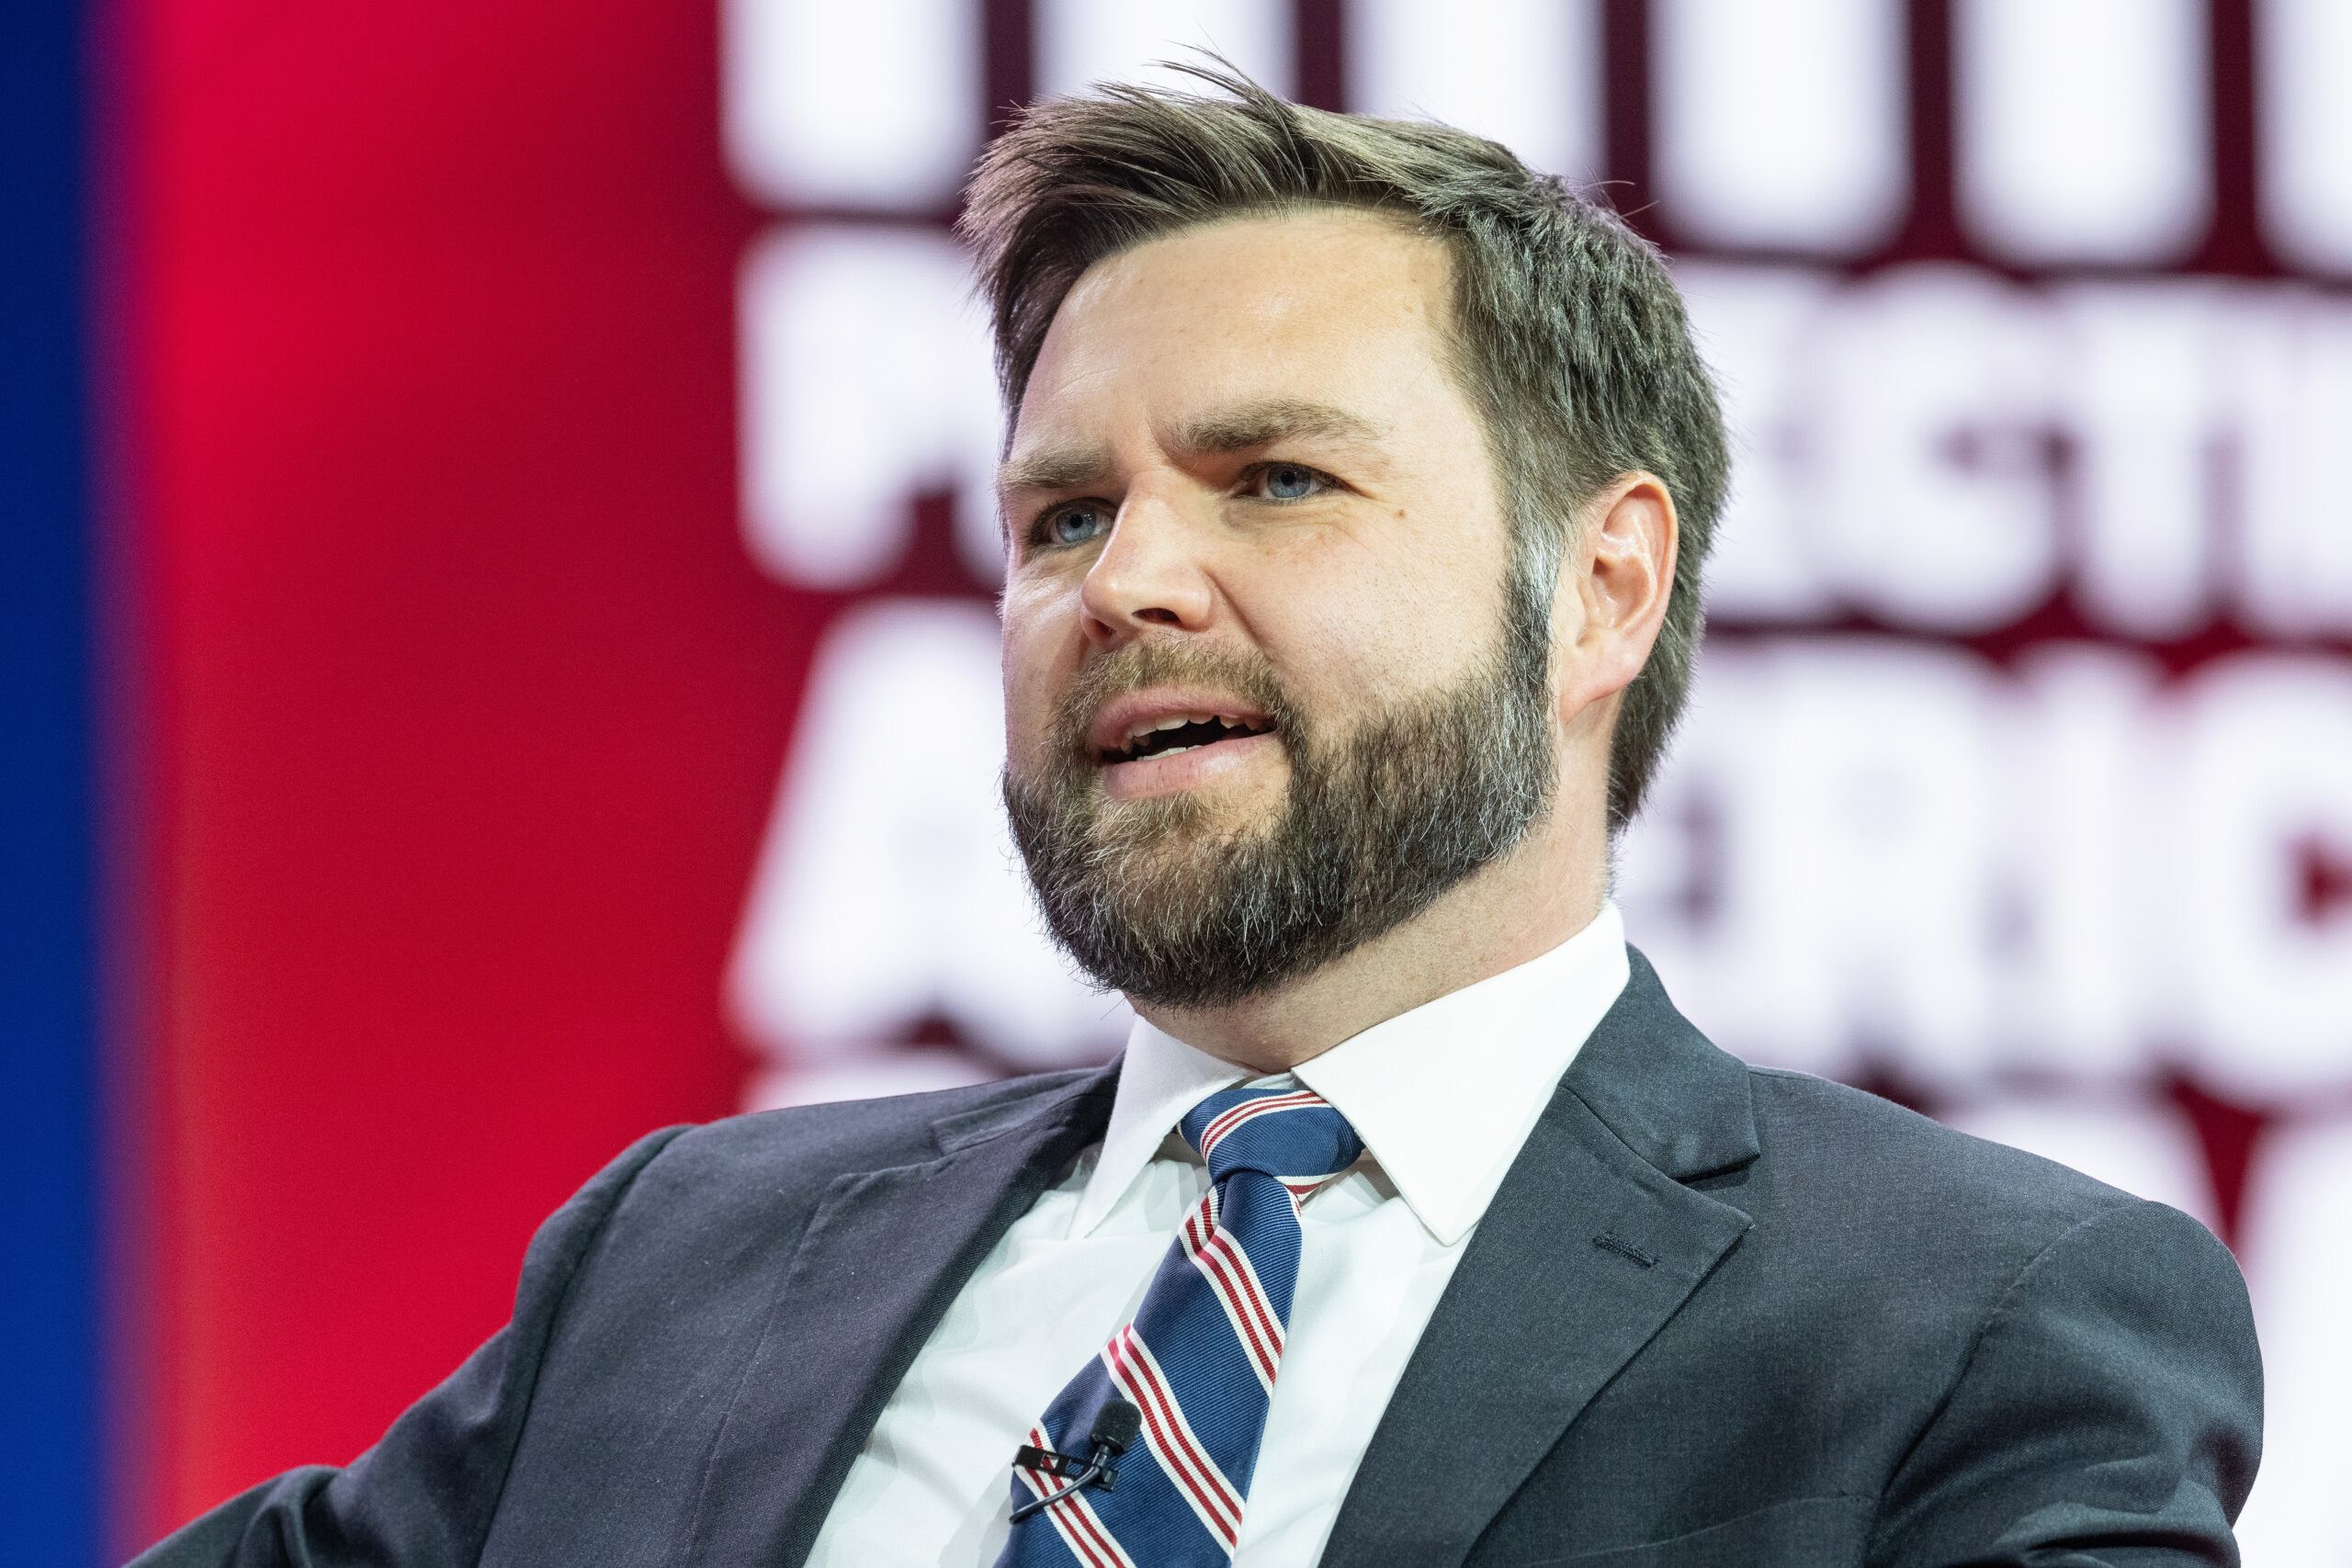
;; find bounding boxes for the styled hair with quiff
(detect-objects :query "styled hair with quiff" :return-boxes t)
[958,63,1728,831]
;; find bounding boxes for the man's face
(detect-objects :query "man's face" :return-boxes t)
[998,209,1557,1008]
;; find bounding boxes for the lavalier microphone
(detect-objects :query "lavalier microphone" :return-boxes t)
[1009,1399,1144,1523]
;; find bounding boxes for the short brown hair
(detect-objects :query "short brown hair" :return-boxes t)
[960,63,1728,831]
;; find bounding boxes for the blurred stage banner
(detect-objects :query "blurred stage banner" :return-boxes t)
[124,1,2349,1562]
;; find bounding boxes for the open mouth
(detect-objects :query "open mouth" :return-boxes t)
[1098,713,1278,766]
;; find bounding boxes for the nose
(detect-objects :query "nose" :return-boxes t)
[1078,485,1216,649]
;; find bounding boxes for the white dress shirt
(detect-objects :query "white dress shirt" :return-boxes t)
[804,904,1631,1567]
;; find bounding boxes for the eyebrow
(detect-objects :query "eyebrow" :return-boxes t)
[995,398,1392,499]
[996,443,1113,499]
[1172,398,1391,459]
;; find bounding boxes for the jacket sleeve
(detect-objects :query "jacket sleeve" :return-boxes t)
[127,1124,693,1568]
[1868,1196,2264,1567]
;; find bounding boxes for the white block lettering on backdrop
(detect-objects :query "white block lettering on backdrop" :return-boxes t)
[721,9,2352,1540]
[1671,264,1840,621]
[1654,0,1908,254]
[1957,0,2211,265]
[2176,656,2352,1101]
[2051,283,2225,637]
[2003,648,2165,1079]
[1344,0,1600,184]
[738,225,1003,590]
[2234,293,2352,637]
[1815,266,2060,631]
[1622,641,2352,1095]
[1033,0,1293,102]
[1623,640,2004,1086]
[722,0,978,209]
[1689,269,2352,638]
[2259,0,2352,273]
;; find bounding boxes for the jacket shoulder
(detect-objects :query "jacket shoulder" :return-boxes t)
[587,1066,1110,1245]
[1747,1066,2136,1208]
[1734,1065,2206,1283]
[667,1066,1102,1168]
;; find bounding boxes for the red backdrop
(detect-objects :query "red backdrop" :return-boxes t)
[112,0,2352,1557]
[114,0,781,1538]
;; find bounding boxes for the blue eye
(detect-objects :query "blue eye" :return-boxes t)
[1039,502,1113,549]
[1255,464,1325,502]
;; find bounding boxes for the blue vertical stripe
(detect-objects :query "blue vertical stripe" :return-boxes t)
[0,0,101,1559]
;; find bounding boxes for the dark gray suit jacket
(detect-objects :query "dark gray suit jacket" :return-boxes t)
[136,953,2261,1566]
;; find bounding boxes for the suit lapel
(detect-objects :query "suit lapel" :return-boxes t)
[1319,952,1758,1568]
[688,1065,1118,1568]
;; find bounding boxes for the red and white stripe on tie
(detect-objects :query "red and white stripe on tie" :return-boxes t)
[1178,1190,1285,1391]
[1195,1089,1325,1160]
[1104,1325,1246,1548]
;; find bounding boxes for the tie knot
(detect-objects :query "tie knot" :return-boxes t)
[1181,1078,1363,1188]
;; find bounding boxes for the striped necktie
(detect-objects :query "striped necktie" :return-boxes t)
[996,1077,1364,1568]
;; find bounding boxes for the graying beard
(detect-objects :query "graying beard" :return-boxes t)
[1003,572,1556,1009]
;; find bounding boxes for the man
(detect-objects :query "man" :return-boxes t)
[141,68,2260,1568]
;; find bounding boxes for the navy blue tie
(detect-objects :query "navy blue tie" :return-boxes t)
[996,1077,1363,1567]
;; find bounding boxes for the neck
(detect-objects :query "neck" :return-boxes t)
[1131,808,1611,1074]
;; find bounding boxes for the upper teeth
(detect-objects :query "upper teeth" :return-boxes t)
[1127,712,1230,744]
[1114,715,1261,757]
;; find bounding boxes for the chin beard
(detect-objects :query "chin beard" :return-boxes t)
[1002,603,1556,1011]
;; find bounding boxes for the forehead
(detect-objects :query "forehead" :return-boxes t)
[1012,209,1464,450]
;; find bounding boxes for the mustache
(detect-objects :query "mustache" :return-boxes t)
[1049,641,1299,762]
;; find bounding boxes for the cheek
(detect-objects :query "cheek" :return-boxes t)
[1241,522,1505,697]
[999,614,1076,765]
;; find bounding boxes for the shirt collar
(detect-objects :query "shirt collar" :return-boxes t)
[1068,1021,1248,1242]
[1070,903,1630,1246]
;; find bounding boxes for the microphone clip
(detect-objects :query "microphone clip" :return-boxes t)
[1014,1442,1119,1490]
[1008,1398,1144,1525]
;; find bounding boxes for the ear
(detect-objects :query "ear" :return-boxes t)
[1552,471,1679,725]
